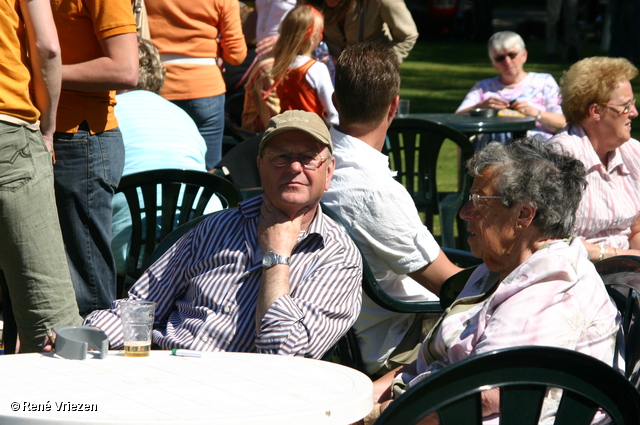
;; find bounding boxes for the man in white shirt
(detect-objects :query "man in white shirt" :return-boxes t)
[322,41,462,376]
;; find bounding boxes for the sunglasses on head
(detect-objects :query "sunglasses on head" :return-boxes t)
[494,51,519,62]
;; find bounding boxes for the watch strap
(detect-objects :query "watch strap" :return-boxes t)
[262,251,291,268]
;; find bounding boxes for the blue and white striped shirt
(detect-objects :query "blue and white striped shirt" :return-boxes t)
[85,195,363,358]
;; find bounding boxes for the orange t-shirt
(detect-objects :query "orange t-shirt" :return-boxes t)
[276,59,323,116]
[0,0,39,123]
[147,0,247,101]
[51,0,136,133]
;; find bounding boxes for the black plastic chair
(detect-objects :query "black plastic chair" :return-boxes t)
[146,213,216,267]
[385,118,474,250]
[595,255,640,385]
[320,203,481,375]
[375,345,640,425]
[115,169,242,298]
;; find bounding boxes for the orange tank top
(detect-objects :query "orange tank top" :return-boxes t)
[276,59,323,116]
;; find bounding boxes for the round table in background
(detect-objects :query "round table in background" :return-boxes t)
[407,113,537,138]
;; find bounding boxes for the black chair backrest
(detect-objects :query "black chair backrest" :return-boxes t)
[116,169,242,297]
[146,213,217,267]
[214,134,262,190]
[385,118,474,249]
[596,255,640,384]
[320,203,444,315]
[375,345,640,425]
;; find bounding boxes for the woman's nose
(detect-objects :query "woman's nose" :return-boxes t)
[459,198,474,221]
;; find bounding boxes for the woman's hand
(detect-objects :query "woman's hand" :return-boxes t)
[377,400,439,425]
[481,97,509,110]
[509,100,567,131]
[509,99,534,116]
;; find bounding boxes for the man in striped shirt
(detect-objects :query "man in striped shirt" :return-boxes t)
[83,110,363,358]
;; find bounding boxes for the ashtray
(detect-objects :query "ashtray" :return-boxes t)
[469,108,497,118]
[54,326,109,360]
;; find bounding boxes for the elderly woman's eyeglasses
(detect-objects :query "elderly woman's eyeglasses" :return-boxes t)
[599,98,636,115]
[493,52,519,62]
[469,194,503,208]
[262,152,330,170]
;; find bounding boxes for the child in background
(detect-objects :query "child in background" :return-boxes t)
[269,5,338,126]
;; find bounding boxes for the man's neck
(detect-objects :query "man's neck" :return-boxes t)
[335,120,389,152]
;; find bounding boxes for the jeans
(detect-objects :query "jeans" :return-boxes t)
[172,94,225,170]
[0,122,82,351]
[53,124,125,317]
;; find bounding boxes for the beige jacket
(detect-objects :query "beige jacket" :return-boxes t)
[323,0,418,62]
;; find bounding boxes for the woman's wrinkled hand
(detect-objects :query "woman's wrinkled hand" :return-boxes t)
[481,97,509,110]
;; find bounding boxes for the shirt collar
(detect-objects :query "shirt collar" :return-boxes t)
[330,127,396,177]
[567,124,629,175]
[238,194,325,242]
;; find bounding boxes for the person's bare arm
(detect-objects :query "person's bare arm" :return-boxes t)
[20,0,61,149]
[61,32,138,91]
[255,196,308,329]
[377,385,499,424]
[407,250,462,297]
[582,239,640,263]
[627,214,640,251]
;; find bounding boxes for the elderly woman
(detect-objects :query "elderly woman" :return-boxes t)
[548,57,640,262]
[456,31,566,149]
[371,138,620,424]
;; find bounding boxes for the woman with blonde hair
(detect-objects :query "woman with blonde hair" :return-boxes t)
[548,56,640,261]
[269,5,338,126]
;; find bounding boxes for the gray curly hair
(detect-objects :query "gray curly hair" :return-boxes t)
[466,138,587,239]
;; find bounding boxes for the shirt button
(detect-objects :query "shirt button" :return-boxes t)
[201,336,209,343]
[224,306,231,313]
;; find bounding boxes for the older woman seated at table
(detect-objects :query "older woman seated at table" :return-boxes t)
[456,31,566,150]
[370,138,620,424]
[548,57,640,262]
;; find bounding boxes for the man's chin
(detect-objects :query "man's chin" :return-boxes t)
[273,194,316,211]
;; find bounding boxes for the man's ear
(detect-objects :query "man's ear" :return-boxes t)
[332,92,340,114]
[389,95,400,119]
[256,155,263,178]
[324,156,336,191]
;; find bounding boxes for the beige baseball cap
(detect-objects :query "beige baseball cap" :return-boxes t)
[258,110,333,155]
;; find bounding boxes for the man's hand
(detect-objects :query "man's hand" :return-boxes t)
[42,329,56,353]
[255,195,308,329]
[255,35,278,60]
[42,134,54,152]
[257,195,308,256]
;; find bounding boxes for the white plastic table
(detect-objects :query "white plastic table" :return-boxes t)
[0,351,373,424]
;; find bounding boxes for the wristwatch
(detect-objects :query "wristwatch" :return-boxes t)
[262,251,291,269]
[536,111,543,121]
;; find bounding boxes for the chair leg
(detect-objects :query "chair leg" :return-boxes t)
[0,271,17,354]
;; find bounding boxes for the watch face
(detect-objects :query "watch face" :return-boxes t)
[262,252,290,268]
[263,253,275,267]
